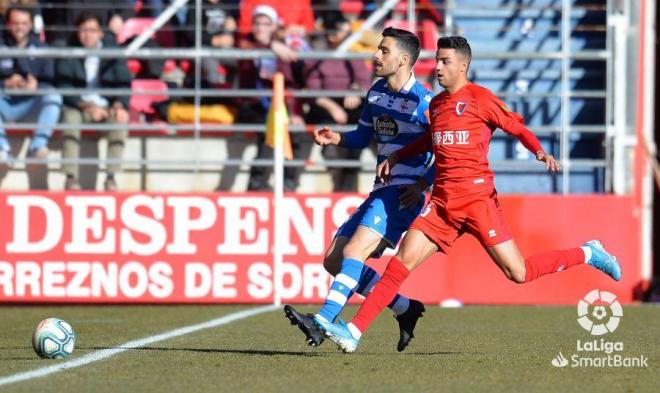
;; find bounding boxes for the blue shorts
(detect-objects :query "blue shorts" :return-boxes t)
[335,186,425,254]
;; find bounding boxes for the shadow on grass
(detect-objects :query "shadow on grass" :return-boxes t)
[0,347,34,361]
[80,346,327,357]
[79,346,463,357]
[0,357,35,360]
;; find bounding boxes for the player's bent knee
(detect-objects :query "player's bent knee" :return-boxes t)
[342,243,369,262]
[508,267,527,284]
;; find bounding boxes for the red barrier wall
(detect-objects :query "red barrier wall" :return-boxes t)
[0,192,641,304]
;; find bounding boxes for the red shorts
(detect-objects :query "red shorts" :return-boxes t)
[410,179,512,250]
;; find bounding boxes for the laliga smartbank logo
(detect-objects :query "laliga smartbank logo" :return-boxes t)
[577,289,622,335]
[551,289,648,368]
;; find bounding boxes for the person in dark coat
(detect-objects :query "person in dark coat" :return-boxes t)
[0,5,62,168]
[56,12,131,191]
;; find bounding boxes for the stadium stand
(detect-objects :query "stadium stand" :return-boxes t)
[0,0,610,193]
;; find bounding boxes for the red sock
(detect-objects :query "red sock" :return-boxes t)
[524,248,585,282]
[351,257,410,333]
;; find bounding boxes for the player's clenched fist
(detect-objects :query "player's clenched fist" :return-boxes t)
[313,126,341,146]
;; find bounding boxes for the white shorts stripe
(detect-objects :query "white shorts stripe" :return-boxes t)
[335,273,359,289]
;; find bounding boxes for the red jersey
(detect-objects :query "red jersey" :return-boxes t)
[398,83,543,193]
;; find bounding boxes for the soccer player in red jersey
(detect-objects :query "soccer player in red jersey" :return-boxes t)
[314,36,622,353]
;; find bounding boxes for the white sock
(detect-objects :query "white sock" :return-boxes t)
[581,246,593,263]
[315,314,329,323]
[347,322,362,339]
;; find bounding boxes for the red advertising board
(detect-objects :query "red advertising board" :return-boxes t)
[0,192,641,304]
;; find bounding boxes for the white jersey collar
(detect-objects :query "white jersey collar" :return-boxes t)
[400,73,416,94]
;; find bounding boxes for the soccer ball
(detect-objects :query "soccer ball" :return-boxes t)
[32,318,76,359]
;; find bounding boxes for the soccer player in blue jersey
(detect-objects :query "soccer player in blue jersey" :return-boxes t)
[284,27,434,352]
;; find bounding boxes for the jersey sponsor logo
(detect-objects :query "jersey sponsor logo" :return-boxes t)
[400,99,409,111]
[433,130,470,145]
[433,131,442,145]
[456,101,468,116]
[374,114,399,142]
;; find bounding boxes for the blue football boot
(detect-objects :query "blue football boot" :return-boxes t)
[314,318,359,353]
[584,240,622,281]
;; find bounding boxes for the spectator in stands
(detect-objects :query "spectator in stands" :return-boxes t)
[237,5,305,191]
[304,16,371,191]
[0,5,62,169]
[41,1,134,46]
[238,0,314,38]
[184,0,238,89]
[56,12,131,191]
[0,0,45,39]
[151,1,237,125]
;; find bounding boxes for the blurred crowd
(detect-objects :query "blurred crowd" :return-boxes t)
[0,0,443,191]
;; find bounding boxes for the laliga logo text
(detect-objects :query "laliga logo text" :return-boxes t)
[551,289,648,368]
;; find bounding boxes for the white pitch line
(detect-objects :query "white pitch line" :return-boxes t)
[0,305,278,387]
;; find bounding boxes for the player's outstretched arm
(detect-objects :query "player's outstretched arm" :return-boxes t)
[312,126,341,146]
[536,151,561,172]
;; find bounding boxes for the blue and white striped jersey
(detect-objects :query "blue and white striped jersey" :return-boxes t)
[341,74,434,190]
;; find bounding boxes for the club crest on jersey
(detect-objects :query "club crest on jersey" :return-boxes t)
[456,101,468,116]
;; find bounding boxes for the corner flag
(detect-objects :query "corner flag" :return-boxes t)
[265,73,293,160]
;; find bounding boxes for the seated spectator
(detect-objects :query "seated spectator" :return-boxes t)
[238,0,314,38]
[41,1,134,46]
[237,5,306,191]
[56,12,131,191]
[304,16,371,191]
[0,5,62,169]
[152,0,238,125]
[0,0,45,40]
[186,0,237,86]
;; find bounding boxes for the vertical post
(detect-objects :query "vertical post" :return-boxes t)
[193,0,202,176]
[604,0,614,193]
[272,73,285,307]
[560,0,571,194]
[443,0,455,35]
[611,2,628,195]
[637,0,655,285]
[407,0,416,33]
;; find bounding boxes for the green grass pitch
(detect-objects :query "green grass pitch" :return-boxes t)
[0,305,658,392]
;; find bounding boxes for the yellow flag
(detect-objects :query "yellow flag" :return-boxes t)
[265,73,293,160]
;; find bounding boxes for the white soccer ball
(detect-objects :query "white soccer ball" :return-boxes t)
[32,318,76,359]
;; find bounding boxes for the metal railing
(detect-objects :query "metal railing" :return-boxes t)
[0,0,613,193]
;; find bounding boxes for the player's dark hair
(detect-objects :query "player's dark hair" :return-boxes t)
[437,36,472,64]
[75,12,103,27]
[382,26,421,66]
[5,5,33,21]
